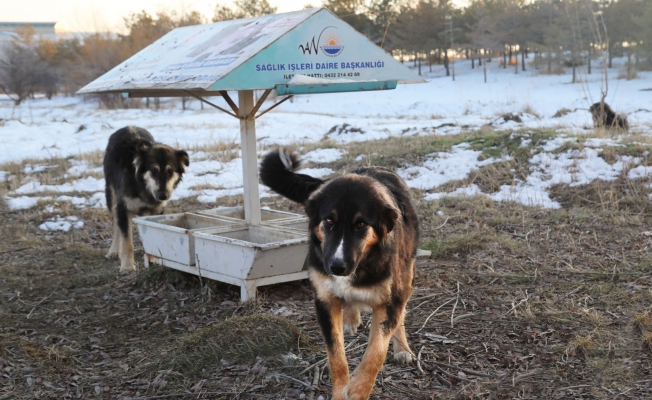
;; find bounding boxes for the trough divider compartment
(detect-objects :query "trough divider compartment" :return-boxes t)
[133,212,246,266]
[196,206,307,223]
[192,225,309,300]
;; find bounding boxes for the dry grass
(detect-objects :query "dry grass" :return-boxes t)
[567,335,596,358]
[2,128,652,398]
[643,332,652,351]
[421,229,516,259]
[633,311,651,334]
[522,104,541,119]
[165,314,312,377]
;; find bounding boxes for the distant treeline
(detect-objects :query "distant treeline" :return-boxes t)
[1,0,650,106]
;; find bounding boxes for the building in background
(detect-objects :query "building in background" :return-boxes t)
[0,22,74,60]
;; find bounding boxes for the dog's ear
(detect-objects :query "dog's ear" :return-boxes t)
[305,197,317,219]
[176,150,190,167]
[135,140,150,155]
[379,204,400,235]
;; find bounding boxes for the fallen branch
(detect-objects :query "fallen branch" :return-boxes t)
[435,365,473,382]
[416,346,425,376]
[432,371,452,388]
[431,361,493,378]
[275,374,311,388]
[130,392,229,399]
[554,384,596,392]
[300,339,359,375]
[512,369,542,385]
[0,246,32,255]
[415,297,456,334]
[307,364,320,400]
[451,281,460,327]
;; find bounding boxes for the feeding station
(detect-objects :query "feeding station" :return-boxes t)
[78,7,424,301]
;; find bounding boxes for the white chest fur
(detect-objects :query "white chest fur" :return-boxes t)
[310,270,390,307]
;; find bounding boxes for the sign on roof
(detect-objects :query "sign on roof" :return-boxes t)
[78,8,424,95]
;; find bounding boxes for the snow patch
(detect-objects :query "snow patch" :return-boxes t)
[303,148,345,163]
[298,168,333,178]
[5,195,50,210]
[398,144,511,191]
[39,215,84,232]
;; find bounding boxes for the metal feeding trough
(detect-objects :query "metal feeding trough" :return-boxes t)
[196,206,309,231]
[194,226,309,300]
[133,213,245,267]
[79,7,424,300]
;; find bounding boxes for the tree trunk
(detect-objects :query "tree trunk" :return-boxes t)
[418,54,422,76]
[547,50,552,73]
[479,49,482,66]
[503,51,507,69]
[472,56,475,69]
[444,50,450,76]
[521,46,526,72]
[484,50,487,83]
[588,43,591,75]
[429,51,432,72]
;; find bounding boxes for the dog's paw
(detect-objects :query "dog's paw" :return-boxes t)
[342,382,370,400]
[343,323,358,336]
[106,250,119,259]
[394,351,413,365]
[119,260,137,273]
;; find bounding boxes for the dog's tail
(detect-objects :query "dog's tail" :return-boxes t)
[259,148,324,204]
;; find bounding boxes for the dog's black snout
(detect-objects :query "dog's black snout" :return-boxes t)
[329,260,346,276]
[157,191,169,201]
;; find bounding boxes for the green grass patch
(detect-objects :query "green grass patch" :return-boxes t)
[136,263,200,287]
[422,230,515,258]
[165,314,313,377]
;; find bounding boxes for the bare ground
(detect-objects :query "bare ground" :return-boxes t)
[1,130,652,399]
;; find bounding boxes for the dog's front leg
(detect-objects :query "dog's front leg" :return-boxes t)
[315,297,349,400]
[116,202,136,272]
[343,302,405,400]
[106,211,121,259]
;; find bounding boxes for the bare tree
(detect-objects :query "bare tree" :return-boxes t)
[0,26,42,105]
[469,1,500,83]
[213,0,278,22]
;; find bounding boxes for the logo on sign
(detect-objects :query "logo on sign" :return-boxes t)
[321,33,344,57]
[298,26,344,57]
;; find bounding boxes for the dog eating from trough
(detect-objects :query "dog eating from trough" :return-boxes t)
[103,126,189,272]
[260,148,419,400]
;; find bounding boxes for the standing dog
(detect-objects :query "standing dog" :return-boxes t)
[260,149,419,400]
[104,126,189,272]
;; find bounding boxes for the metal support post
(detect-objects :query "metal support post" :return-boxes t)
[238,90,261,226]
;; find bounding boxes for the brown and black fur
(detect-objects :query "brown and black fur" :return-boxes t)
[103,126,189,272]
[589,101,629,131]
[260,149,419,400]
